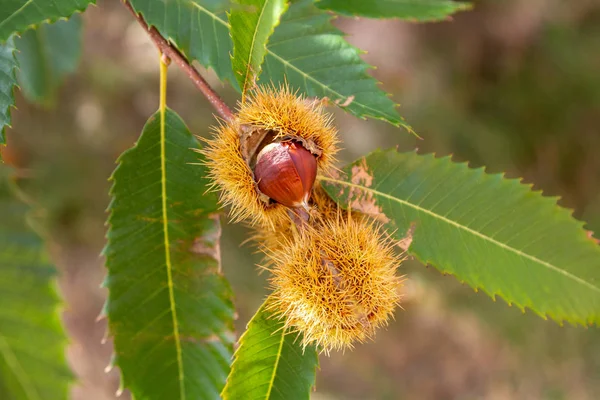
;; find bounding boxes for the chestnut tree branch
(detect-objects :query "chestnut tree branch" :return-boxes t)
[122,0,235,123]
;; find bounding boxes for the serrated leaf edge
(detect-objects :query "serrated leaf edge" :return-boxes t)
[315,0,472,23]
[265,6,412,130]
[0,1,96,44]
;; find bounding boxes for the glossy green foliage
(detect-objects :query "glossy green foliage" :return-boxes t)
[15,15,82,106]
[222,301,318,400]
[264,0,409,129]
[0,37,18,149]
[0,169,71,399]
[321,150,600,325]
[104,109,235,399]
[317,0,471,21]
[128,0,239,90]
[128,0,408,128]
[229,0,288,95]
[0,0,94,42]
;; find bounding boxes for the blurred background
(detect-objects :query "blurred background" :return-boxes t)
[2,0,600,399]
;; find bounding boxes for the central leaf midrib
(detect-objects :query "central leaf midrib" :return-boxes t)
[159,108,185,398]
[240,0,271,95]
[264,328,285,399]
[318,175,600,295]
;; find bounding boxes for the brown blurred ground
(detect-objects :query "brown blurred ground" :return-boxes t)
[5,0,600,399]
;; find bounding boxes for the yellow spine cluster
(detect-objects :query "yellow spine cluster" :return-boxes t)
[202,85,404,352]
[265,208,404,352]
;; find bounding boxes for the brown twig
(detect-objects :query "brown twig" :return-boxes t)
[122,0,235,123]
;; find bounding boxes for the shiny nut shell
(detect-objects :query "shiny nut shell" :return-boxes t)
[254,142,317,208]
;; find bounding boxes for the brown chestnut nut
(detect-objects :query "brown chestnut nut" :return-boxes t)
[253,141,317,209]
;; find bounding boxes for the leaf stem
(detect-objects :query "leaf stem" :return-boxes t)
[160,55,168,113]
[122,0,235,123]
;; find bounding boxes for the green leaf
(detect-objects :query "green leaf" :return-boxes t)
[229,0,288,95]
[129,0,408,128]
[0,37,18,150]
[264,0,409,129]
[223,300,318,400]
[321,149,600,326]
[15,15,82,106]
[104,109,235,399]
[316,0,472,21]
[0,0,94,43]
[0,167,71,399]
[128,0,239,90]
